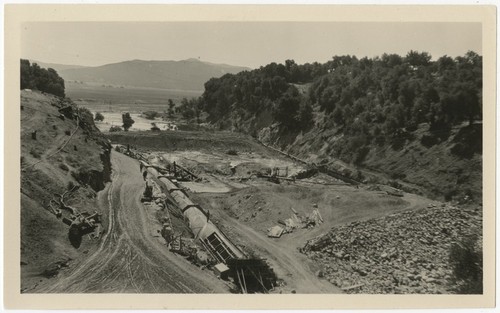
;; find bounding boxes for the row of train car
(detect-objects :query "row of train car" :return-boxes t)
[138,158,277,293]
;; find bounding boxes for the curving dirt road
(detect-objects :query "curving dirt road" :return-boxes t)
[212,209,342,293]
[38,151,228,293]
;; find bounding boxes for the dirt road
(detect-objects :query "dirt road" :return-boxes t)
[37,151,228,293]
[212,209,341,294]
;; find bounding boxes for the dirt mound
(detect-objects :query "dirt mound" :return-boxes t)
[193,183,418,235]
[20,90,111,292]
[301,204,482,294]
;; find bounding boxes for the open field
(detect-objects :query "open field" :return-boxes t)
[66,81,202,112]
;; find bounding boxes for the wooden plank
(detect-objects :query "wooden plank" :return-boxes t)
[341,283,365,291]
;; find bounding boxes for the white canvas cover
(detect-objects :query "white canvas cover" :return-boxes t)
[267,225,284,238]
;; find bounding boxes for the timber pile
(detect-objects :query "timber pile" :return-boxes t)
[301,204,482,294]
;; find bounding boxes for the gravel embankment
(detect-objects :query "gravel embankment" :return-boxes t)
[301,204,482,294]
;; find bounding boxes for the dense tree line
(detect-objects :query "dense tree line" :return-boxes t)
[201,60,318,131]
[199,51,482,147]
[20,59,65,97]
[309,51,481,136]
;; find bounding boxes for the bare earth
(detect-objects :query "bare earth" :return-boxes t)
[36,151,228,293]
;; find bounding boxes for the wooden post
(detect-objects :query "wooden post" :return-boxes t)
[236,268,246,294]
[241,268,248,294]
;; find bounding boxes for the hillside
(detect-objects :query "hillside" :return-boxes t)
[59,59,250,91]
[195,52,483,202]
[28,60,88,72]
[20,90,111,292]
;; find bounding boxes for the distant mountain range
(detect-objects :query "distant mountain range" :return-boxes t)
[28,60,88,72]
[31,59,250,91]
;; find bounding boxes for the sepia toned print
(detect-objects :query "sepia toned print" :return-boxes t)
[5,4,496,310]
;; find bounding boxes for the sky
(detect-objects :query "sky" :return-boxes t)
[21,22,482,69]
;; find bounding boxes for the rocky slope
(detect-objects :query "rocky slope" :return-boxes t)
[20,90,111,292]
[301,203,482,294]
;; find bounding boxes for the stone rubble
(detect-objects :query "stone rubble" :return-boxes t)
[300,204,482,294]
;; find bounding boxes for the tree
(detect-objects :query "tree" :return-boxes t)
[332,106,344,125]
[21,59,32,90]
[122,112,135,131]
[94,112,104,122]
[167,99,175,117]
[297,101,313,130]
[20,59,65,97]
[273,87,301,129]
[436,55,455,73]
[142,111,158,120]
[405,50,432,67]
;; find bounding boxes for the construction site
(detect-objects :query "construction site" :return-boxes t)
[20,90,482,295]
[101,130,449,294]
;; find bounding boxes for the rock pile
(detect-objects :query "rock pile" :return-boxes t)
[301,204,482,294]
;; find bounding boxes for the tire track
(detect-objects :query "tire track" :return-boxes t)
[38,151,228,293]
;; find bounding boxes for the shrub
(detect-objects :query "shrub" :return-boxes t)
[421,134,438,147]
[142,111,158,120]
[65,130,71,136]
[226,149,238,155]
[354,146,370,165]
[29,148,41,159]
[109,126,122,132]
[59,163,69,171]
[443,188,457,202]
[94,112,104,122]
[449,235,483,294]
[122,112,135,131]
[388,180,402,189]
[450,143,475,159]
[67,181,76,191]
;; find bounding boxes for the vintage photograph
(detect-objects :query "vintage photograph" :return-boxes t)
[8,5,494,309]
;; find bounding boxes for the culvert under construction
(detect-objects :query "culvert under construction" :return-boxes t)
[138,156,278,294]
